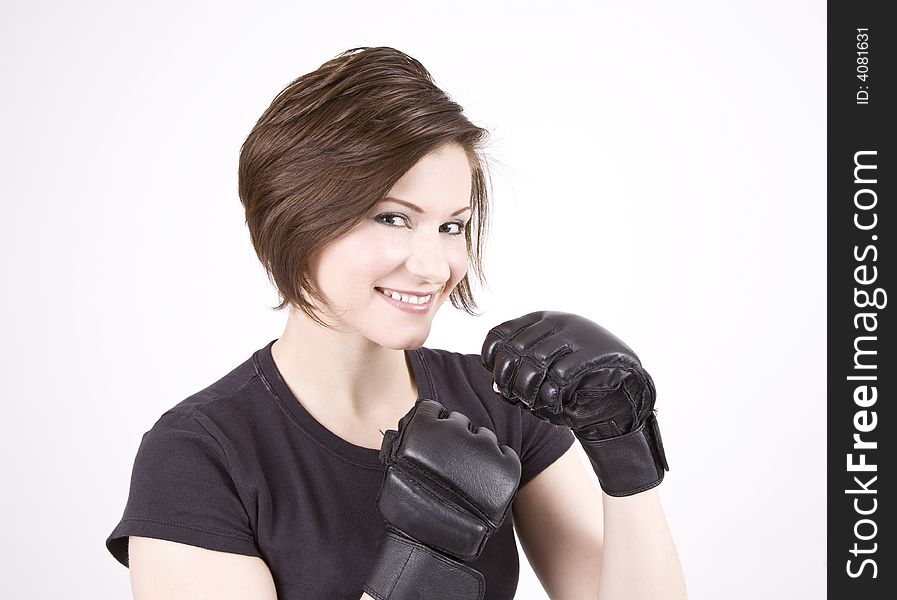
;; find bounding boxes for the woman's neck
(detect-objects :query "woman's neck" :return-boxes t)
[270,307,418,423]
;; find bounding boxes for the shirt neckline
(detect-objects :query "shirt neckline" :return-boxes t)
[253,339,434,468]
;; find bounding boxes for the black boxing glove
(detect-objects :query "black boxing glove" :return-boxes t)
[481,311,669,497]
[363,399,521,600]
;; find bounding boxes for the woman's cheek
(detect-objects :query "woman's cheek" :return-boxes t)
[449,247,470,285]
[354,226,407,262]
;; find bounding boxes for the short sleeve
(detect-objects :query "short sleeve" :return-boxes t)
[105,411,260,567]
[517,410,576,488]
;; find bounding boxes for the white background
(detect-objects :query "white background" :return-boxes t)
[0,1,825,598]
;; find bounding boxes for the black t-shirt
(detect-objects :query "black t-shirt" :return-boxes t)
[106,339,575,599]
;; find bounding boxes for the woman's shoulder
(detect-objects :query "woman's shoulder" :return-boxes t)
[144,344,276,443]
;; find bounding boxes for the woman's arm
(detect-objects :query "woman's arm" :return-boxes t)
[513,447,687,600]
[512,447,604,599]
[597,487,687,599]
[129,536,378,600]
[128,537,278,600]
[128,536,374,600]
[129,537,378,600]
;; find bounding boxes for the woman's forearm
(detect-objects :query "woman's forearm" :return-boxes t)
[597,488,687,600]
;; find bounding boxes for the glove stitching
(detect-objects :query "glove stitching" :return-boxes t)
[391,543,416,596]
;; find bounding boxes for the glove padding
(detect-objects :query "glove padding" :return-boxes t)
[482,310,668,496]
[364,399,521,600]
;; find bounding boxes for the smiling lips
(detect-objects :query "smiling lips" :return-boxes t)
[376,287,435,305]
[375,287,437,313]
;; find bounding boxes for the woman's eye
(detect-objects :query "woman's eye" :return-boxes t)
[441,221,466,236]
[375,213,409,228]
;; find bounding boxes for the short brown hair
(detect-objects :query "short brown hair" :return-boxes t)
[238,46,492,327]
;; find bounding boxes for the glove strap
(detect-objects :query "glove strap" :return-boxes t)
[576,411,670,497]
[363,528,485,600]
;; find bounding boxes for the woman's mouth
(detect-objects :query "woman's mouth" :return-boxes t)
[375,287,436,313]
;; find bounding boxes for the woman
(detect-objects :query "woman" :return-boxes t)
[106,46,687,599]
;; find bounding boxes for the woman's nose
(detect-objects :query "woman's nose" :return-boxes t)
[404,233,452,284]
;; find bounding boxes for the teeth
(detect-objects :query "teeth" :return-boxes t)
[379,288,432,305]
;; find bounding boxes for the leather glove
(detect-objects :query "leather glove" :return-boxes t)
[363,399,521,600]
[481,310,669,497]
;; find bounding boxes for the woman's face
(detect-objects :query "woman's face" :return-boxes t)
[307,142,473,349]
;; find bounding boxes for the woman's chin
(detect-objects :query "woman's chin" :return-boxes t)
[374,328,431,351]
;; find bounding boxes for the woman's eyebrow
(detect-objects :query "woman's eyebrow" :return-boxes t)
[383,196,471,217]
